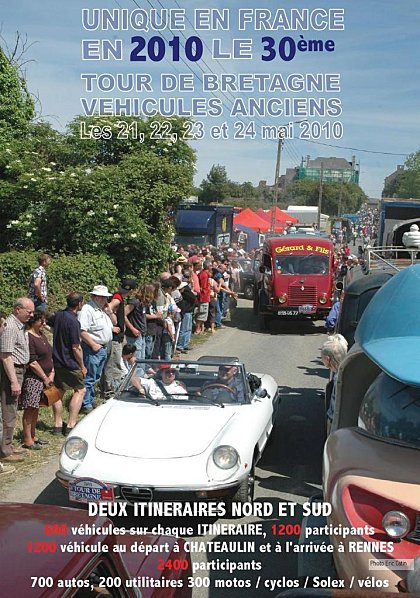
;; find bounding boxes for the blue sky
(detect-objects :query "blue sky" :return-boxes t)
[2,0,419,198]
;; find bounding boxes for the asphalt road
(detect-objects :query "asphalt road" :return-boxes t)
[1,298,329,597]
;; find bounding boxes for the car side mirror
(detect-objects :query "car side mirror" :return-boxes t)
[255,388,268,398]
[335,281,344,291]
[259,265,266,274]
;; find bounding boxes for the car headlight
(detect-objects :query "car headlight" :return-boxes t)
[65,437,88,461]
[382,511,410,539]
[213,446,239,470]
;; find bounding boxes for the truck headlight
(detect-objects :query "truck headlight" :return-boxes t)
[213,446,239,470]
[382,511,410,539]
[319,293,327,304]
[65,437,88,461]
[278,293,287,304]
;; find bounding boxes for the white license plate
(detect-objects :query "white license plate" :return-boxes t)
[278,310,299,316]
[69,478,115,503]
[299,304,315,314]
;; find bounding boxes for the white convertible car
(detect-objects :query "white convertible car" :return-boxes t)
[56,356,279,506]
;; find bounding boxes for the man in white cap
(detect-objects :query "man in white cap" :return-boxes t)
[78,285,114,413]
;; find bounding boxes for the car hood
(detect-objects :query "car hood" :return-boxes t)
[95,402,235,458]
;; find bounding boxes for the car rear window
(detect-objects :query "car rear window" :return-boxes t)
[358,372,420,449]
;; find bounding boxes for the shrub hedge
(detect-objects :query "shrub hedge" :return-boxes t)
[0,251,119,314]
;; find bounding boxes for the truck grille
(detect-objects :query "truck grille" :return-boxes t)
[121,486,153,503]
[407,514,420,543]
[288,285,317,305]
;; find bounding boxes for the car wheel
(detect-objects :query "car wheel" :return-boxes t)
[243,284,254,300]
[232,465,255,504]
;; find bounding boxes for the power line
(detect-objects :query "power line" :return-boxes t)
[298,138,409,157]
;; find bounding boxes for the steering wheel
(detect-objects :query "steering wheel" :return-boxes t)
[202,383,235,395]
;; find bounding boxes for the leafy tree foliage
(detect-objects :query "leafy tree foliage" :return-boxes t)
[382,152,420,199]
[0,46,34,140]
[279,179,367,215]
[198,164,230,203]
[1,115,195,278]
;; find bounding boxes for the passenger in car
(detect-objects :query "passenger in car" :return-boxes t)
[135,364,188,401]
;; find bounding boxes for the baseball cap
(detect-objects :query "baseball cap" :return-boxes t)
[159,363,176,371]
[120,278,137,292]
[355,265,420,386]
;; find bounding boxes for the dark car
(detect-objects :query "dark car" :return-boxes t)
[336,271,394,347]
[1,502,192,597]
[237,258,259,300]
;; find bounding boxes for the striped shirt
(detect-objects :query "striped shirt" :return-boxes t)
[0,314,30,365]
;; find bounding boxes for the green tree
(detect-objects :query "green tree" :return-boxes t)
[1,116,195,278]
[198,164,230,203]
[280,180,367,215]
[382,152,420,199]
[0,42,35,140]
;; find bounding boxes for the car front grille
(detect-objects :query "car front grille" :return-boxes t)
[120,486,153,503]
[288,285,317,305]
[407,514,420,543]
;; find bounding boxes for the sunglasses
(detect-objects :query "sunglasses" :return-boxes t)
[219,366,233,373]
[162,369,176,375]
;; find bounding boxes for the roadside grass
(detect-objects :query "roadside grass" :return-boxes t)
[0,392,96,495]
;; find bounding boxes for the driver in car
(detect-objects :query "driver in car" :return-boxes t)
[201,365,246,403]
[137,364,188,400]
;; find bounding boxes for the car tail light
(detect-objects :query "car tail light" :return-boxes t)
[342,485,419,557]
[318,293,327,304]
[278,293,287,304]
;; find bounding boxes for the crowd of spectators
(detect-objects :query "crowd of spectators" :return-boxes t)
[0,245,250,476]
[1,209,381,476]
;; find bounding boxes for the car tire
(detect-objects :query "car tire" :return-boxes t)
[227,465,255,516]
[243,284,254,300]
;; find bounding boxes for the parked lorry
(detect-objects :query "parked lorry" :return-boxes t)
[285,205,329,232]
[174,204,234,247]
[378,198,420,246]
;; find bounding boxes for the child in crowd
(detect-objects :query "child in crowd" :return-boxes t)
[161,304,181,359]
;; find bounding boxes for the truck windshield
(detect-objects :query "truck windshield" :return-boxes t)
[275,255,329,275]
[358,372,420,449]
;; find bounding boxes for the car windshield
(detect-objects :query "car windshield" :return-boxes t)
[117,359,249,406]
[238,259,252,272]
[275,254,329,275]
[358,372,420,449]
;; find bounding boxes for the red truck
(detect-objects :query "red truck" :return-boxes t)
[254,236,336,330]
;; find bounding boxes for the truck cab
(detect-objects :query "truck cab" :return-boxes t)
[254,236,335,329]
